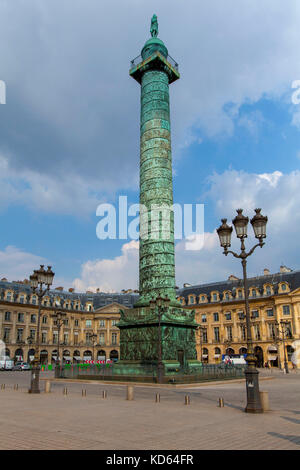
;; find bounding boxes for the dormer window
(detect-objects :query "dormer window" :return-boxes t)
[224,292,231,301]
[251,289,256,298]
[279,282,289,293]
[32,295,37,305]
[200,295,206,303]
[189,296,195,305]
[211,292,218,302]
[6,292,12,302]
[264,285,272,296]
[237,290,243,299]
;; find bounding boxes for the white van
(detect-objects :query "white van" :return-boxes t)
[0,356,14,370]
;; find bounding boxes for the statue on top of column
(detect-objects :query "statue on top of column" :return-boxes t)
[150,14,158,38]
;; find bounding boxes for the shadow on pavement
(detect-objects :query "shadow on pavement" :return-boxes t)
[280,416,300,425]
[268,432,300,446]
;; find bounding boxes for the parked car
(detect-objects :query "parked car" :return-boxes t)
[12,362,31,371]
[0,357,14,370]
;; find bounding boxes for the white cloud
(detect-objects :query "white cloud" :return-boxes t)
[0,1,299,214]
[0,246,46,281]
[0,154,102,216]
[72,168,300,291]
[73,240,139,292]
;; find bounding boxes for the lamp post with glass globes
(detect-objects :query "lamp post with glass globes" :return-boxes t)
[217,208,268,413]
[50,303,66,378]
[150,294,171,384]
[28,265,55,394]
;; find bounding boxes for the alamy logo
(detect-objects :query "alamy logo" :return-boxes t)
[0,80,6,104]
[96,196,204,251]
[291,80,300,105]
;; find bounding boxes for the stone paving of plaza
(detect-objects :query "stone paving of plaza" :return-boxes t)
[0,369,299,450]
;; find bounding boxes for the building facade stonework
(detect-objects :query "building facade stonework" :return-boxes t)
[177,267,300,369]
[0,279,137,364]
[1,266,300,369]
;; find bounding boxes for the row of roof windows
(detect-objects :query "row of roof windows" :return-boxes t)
[179,282,290,305]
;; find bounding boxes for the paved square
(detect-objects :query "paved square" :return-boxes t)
[0,370,299,449]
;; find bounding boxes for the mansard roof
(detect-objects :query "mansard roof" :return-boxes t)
[177,269,300,304]
[0,280,138,309]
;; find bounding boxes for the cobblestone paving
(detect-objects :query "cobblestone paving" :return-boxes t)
[0,370,299,450]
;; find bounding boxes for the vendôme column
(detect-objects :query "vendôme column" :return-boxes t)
[130,14,180,305]
[116,16,201,377]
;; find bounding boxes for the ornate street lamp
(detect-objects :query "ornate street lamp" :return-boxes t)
[150,294,170,384]
[28,265,55,393]
[217,208,268,413]
[51,304,66,378]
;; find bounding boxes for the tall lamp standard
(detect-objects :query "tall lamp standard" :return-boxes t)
[275,320,290,374]
[217,208,268,413]
[150,294,171,384]
[28,265,55,393]
[50,305,66,378]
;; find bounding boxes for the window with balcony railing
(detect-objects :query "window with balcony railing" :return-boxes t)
[213,312,219,322]
[17,313,24,323]
[4,311,11,321]
[283,305,291,315]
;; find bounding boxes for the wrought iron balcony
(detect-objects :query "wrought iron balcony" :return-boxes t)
[130,53,179,71]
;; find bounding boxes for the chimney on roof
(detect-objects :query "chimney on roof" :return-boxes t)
[228,275,239,281]
[86,290,93,294]
[96,288,100,293]
[263,269,270,276]
[280,265,292,273]
[1,278,7,281]
[55,287,64,291]
[183,283,191,288]
[68,288,75,293]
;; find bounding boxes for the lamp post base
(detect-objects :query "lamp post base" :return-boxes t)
[28,364,41,394]
[244,368,263,413]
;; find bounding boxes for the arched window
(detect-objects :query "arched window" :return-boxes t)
[110,350,119,362]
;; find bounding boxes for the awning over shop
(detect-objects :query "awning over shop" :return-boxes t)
[214,354,220,358]
[268,356,277,361]
[83,356,92,360]
[29,355,35,361]
[63,356,72,361]
[73,356,81,361]
[202,354,208,358]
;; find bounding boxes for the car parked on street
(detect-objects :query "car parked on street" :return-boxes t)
[12,362,31,371]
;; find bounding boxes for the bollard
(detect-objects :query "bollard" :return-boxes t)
[218,397,224,407]
[14,384,18,391]
[126,385,134,401]
[102,390,107,399]
[184,395,190,405]
[45,380,51,393]
[82,389,86,397]
[1,384,5,390]
[155,393,160,403]
[259,391,269,411]
[63,387,68,395]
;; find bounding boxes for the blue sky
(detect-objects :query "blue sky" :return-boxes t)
[0,0,300,291]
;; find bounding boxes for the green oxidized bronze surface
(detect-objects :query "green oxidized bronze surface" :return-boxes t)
[117,17,201,375]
